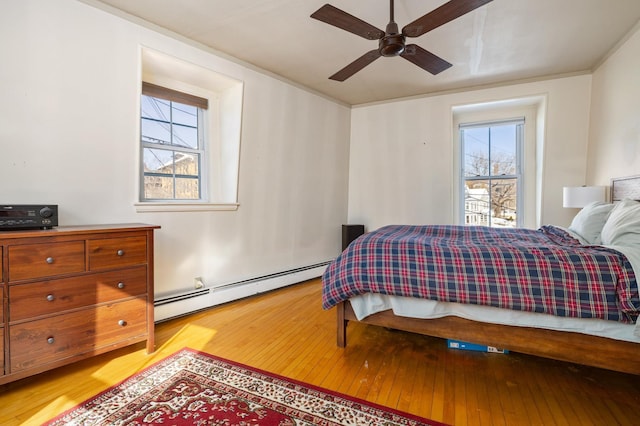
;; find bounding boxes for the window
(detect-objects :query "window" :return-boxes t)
[136,48,244,212]
[459,119,524,228]
[140,82,208,201]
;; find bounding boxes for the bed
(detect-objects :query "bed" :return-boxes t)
[322,176,640,375]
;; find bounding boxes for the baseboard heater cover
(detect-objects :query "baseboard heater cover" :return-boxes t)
[154,288,211,307]
[154,261,330,322]
[210,261,330,290]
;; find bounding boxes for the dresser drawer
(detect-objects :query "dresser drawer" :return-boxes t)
[88,236,147,271]
[10,297,148,372]
[8,241,85,281]
[9,266,147,322]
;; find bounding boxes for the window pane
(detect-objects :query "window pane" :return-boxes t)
[464,180,490,226]
[143,148,173,173]
[172,102,198,127]
[172,123,198,149]
[463,178,518,228]
[490,178,517,227]
[144,175,174,199]
[141,118,171,145]
[463,127,489,177]
[141,95,170,121]
[174,152,199,176]
[489,125,517,176]
[175,177,200,199]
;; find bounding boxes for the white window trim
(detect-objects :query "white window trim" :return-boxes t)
[134,202,239,212]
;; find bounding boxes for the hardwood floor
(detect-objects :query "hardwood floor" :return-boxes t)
[1,278,639,425]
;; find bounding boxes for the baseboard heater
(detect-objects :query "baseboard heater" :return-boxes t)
[209,261,330,290]
[154,288,211,307]
[154,261,330,322]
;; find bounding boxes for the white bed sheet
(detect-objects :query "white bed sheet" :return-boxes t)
[349,292,640,343]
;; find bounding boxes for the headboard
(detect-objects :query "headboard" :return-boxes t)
[611,175,640,202]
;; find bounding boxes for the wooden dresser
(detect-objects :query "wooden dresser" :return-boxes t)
[0,223,159,385]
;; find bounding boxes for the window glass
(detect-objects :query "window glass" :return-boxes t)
[460,120,523,228]
[140,92,204,201]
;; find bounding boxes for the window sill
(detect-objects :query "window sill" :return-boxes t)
[134,202,239,213]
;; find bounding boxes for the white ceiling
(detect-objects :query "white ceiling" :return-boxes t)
[88,0,640,105]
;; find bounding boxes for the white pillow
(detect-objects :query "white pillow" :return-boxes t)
[568,201,614,244]
[600,198,640,248]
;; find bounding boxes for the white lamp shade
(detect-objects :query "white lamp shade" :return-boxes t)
[563,186,606,208]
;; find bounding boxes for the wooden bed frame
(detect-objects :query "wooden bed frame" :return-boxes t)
[335,176,640,375]
[337,301,640,374]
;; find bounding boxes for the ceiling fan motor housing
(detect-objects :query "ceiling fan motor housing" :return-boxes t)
[379,21,405,57]
[379,34,405,56]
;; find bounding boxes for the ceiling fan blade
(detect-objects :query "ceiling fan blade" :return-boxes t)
[311,4,385,40]
[402,0,493,38]
[329,50,381,81]
[400,44,452,75]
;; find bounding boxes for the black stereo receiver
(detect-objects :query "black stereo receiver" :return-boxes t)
[0,204,58,230]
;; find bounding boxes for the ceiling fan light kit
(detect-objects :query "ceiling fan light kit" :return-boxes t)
[311,0,494,81]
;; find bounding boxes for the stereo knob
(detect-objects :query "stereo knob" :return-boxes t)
[39,207,53,218]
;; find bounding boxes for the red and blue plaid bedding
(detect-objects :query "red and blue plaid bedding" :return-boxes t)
[322,225,640,323]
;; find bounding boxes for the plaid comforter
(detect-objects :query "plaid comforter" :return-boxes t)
[322,225,640,322]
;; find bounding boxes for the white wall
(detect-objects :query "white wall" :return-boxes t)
[349,75,593,231]
[587,24,640,184]
[0,1,351,303]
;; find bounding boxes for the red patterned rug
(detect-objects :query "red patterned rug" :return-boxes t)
[43,348,447,426]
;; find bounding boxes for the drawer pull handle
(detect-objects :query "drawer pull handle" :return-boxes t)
[117,282,125,289]
[118,320,126,327]
[46,257,54,264]
[47,337,55,344]
[117,249,125,256]
[46,294,55,302]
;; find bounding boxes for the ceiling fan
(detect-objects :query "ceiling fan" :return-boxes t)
[310,0,493,81]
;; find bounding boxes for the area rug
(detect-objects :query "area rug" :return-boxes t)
[43,348,447,426]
